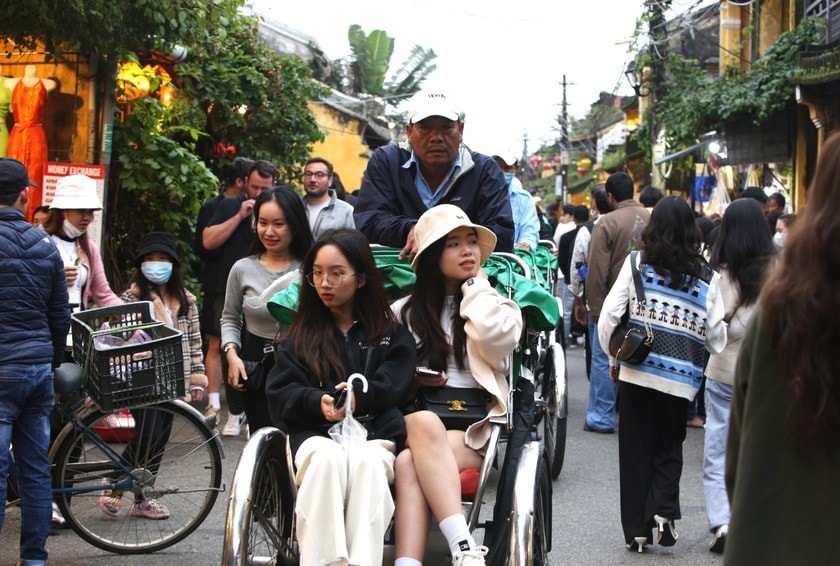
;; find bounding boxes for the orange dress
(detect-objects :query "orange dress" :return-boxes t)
[7,80,48,220]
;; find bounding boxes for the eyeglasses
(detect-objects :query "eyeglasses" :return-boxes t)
[306,271,359,287]
[303,171,330,179]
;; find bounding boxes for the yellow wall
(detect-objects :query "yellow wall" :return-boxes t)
[307,101,374,194]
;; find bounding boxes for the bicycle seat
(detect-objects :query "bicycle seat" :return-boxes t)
[54,362,83,395]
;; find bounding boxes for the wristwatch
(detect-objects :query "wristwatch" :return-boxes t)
[223,343,238,354]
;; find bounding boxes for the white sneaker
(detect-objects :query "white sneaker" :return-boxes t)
[452,546,488,566]
[222,413,245,436]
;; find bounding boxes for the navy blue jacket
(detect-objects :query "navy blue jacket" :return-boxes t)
[354,144,514,252]
[0,207,71,368]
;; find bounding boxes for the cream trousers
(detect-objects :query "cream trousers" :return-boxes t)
[294,436,396,566]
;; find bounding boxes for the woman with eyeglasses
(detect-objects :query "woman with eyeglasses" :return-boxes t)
[220,185,314,434]
[265,229,415,566]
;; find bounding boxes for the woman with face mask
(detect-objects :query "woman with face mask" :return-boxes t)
[96,232,209,521]
[43,174,121,311]
[121,231,209,404]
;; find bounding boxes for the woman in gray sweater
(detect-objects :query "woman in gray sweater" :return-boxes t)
[220,185,314,434]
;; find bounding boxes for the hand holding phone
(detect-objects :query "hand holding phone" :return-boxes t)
[415,367,447,387]
[332,389,347,410]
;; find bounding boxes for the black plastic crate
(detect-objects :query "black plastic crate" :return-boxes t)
[71,302,185,411]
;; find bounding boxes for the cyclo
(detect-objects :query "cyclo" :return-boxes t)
[221,243,568,565]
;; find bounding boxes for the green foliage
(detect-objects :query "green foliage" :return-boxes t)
[176,14,328,176]
[382,44,437,104]
[656,17,826,151]
[348,25,394,95]
[103,9,327,291]
[107,95,217,293]
[0,0,242,59]
[310,24,436,106]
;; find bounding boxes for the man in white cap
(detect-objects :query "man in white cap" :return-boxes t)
[0,158,71,565]
[354,90,514,260]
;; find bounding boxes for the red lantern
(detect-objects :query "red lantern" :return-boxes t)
[577,157,592,175]
[552,155,562,164]
[528,155,542,167]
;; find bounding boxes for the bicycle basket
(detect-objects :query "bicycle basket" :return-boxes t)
[71,302,185,411]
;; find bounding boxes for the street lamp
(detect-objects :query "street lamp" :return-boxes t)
[625,61,650,98]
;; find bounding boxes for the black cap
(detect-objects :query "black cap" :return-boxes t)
[135,232,179,266]
[0,158,37,196]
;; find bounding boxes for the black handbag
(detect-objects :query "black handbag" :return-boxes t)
[608,252,654,365]
[241,330,276,391]
[416,387,490,431]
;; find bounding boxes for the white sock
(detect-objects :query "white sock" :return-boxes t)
[394,558,423,566]
[439,513,475,555]
[208,392,221,410]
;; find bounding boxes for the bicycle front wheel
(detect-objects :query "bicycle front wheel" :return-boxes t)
[53,400,222,554]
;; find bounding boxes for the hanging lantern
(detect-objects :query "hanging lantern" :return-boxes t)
[577,157,592,175]
[528,155,542,167]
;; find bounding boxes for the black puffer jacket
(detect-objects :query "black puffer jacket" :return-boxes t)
[266,321,416,455]
[0,207,71,367]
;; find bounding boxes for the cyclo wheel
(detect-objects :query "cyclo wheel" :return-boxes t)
[509,442,552,566]
[52,400,222,554]
[538,344,567,479]
[222,427,298,566]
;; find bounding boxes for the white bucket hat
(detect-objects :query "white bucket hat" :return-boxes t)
[50,175,103,210]
[412,204,496,269]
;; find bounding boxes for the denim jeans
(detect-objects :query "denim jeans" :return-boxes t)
[585,315,617,430]
[0,363,54,565]
[559,278,575,342]
[703,378,732,531]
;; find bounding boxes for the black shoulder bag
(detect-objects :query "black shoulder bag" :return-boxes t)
[608,251,654,365]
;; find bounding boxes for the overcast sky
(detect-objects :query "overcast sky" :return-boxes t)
[248,0,715,156]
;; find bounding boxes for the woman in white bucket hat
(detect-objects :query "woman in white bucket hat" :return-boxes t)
[43,174,121,311]
[391,204,523,566]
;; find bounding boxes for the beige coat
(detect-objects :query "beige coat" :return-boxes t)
[393,276,523,450]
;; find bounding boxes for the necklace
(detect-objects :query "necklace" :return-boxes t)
[55,237,80,266]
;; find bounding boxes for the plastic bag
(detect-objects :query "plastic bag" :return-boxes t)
[327,373,369,473]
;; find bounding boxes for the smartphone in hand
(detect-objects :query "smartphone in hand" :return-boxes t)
[416,367,443,377]
[332,389,347,410]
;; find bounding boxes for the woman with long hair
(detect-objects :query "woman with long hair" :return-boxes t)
[702,199,775,553]
[265,229,415,566]
[98,232,209,520]
[392,205,523,566]
[597,196,726,553]
[43,174,121,311]
[221,185,314,434]
[725,133,840,564]
[121,231,209,403]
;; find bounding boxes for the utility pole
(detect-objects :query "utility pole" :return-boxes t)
[559,75,569,203]
[648,0,670,188]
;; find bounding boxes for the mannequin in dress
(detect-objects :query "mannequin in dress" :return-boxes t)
[6,65,57,220]
[0,65,10,157]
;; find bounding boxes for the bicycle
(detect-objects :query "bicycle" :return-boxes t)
[6,303,225,554]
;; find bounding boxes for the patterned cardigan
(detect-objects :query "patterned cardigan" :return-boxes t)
[121,283,208,392]
[597,252,727,401]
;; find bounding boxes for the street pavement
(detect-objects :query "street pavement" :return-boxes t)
[2,344,725,565]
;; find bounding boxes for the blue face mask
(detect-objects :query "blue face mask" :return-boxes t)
[141,261,173,285]
[503,173,515,185]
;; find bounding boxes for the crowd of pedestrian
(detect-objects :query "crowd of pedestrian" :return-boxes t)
[1,88,837,566]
